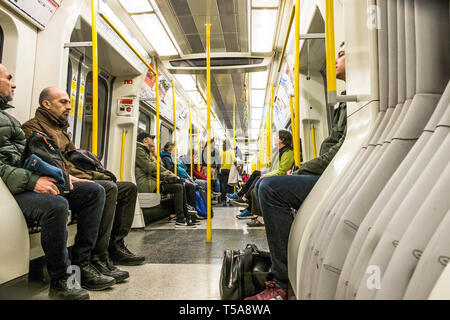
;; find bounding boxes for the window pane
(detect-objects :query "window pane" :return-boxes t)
[80,72,108,159]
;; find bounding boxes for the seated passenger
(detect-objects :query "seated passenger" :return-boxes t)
[245,43,347,300]
[22,87,144,280]
[135,133,198,228]
[229,130,294,220]
[160,142,201,219]
[0,64,112,300]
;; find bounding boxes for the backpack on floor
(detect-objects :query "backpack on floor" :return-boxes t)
[198,187,214,218]
[219,244,271,300]
[195,190,207,217]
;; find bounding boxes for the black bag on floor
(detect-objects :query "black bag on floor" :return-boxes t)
[219,244,271,300]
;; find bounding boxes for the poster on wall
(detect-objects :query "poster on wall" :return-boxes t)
[274,62,294,129]
[142,66,171,104]
[140,66,173,122]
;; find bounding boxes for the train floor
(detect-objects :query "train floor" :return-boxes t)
[29,203,268,300]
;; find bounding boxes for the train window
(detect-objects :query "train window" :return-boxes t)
[138,112,151,134]
[80,72,108,159]
[160,124,172,149]
[0,26,3,63]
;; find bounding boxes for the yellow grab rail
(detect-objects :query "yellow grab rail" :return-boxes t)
[311,125,317,158]
[325,0,337,104]
[206,23,212,242]
[294,0,301,167]
[99,13,156,75]
[197,110,200,172]
[155,59,161,194]
[91,0,99,156]
[278,5,296,73]
[269,85,274,160]
[120,130,126,181]
[189,100,193,178]
[172,80,177,176]
[289,96,300,167]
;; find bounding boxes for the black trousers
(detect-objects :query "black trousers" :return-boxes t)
[93,180,137,257]
[219,169,234,201]
[14,182,105,280]
[237,170,261,198]
[161,182,189,221]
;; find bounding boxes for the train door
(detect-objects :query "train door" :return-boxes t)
[66,48,113,162]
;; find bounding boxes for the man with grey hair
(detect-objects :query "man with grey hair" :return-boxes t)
[0,64,113,299]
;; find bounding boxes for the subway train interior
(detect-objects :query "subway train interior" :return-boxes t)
[0,0,449,303]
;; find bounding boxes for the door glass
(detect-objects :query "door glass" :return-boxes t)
[138,112,151,134]
[80,72,108,159]
[160,124,172,150]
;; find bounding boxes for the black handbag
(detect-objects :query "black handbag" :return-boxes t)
[219,244,271,300]
[65,149,117,182]
[20,131,71,194]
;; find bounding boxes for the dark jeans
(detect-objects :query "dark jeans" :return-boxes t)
[256,175,320,289]
[14,182,105,280]
[219,169,233,202]
[161,182,188,221]
[184,182,197,207]
[93,180,137,256]
[237,170,261,197]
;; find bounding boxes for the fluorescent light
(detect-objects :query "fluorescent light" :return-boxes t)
[99,0,148,57]
[251,89,266,107]
[251,9,277,52]
[175,74,197,91]
[251,70,269,89]
[252,0,280,8]
[132,14,178,56]
[250,128,260,137]
[251,119,261,128]
[251,108,264,120]
[118,0,153,13]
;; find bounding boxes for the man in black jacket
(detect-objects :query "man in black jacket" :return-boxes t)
[245,44,347,300]
[0,64,113,299]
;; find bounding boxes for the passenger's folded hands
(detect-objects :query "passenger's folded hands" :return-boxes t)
[34,176,59,195]
[69,174,93,190]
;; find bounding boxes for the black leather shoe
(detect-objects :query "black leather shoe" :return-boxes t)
[92,256,130,283]
[49,275,90,300]
[79,261,116,291]
[109,242,145,266]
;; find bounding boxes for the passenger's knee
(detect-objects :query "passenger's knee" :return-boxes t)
[44,197,69,224]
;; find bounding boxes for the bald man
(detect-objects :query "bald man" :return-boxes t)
[22,87,144,281]
[0,64,114,299]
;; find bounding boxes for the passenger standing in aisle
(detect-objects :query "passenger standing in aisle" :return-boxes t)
[219,139,236,206]
[245,43,347,300]
[0,64,111,300]
[22,87,144,280]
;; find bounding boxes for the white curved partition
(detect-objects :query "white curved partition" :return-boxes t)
[0,181,29,285]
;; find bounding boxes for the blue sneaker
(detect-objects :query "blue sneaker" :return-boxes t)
[227,192,239,200]
[236,209,256,220]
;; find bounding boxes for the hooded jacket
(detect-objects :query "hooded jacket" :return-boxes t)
[135,142,178,193]
[294,101,347,176]
[0,99,40,194]
[21,107,107,180]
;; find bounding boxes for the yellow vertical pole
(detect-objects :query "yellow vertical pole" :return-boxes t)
[294,0,301,167]
[266,108,270,161]
[289,96,300,167]
[197,111,200,172]
[233,96,236,193]
[311,126,317,158]
[90,0,99,156]
[189,100,193,178]
[206,23,212,242]
[172,80,177,176]
[155,59,161,194]
[269,85,274,160]
[325,0,337,104]
[120,130,126,181]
